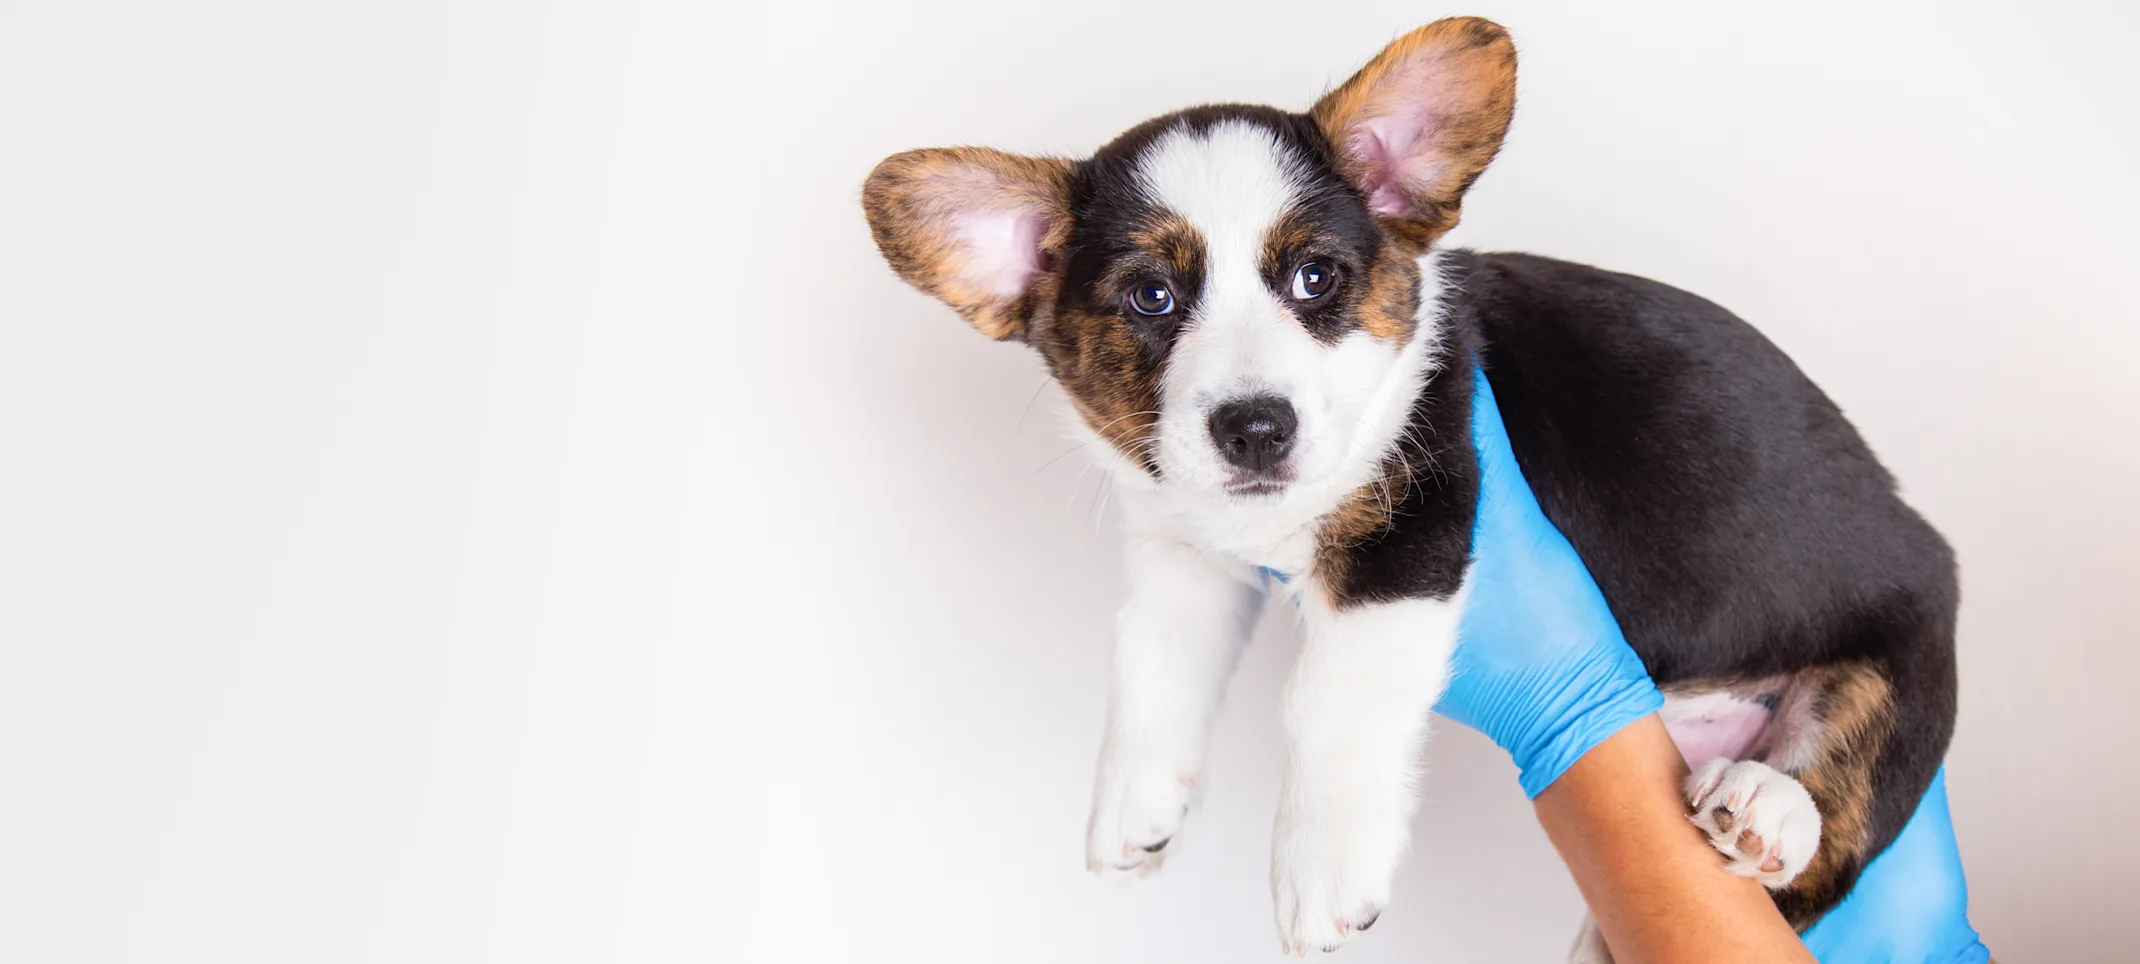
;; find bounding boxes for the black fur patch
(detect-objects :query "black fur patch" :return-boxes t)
[1318,332,1481,606]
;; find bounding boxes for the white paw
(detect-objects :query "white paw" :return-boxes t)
[1086,743,1199,875]
[1269,801,1400,955]
[1684,758,1822,889]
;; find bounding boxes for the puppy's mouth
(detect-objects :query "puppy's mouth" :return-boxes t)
[1222,476,1292,499]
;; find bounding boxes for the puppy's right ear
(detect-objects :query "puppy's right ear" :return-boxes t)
[862,148,1075,342]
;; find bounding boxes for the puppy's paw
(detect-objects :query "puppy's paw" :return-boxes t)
[1685,758,1822,889]
[1269,802,1400,955]
[1085,744,1199,876]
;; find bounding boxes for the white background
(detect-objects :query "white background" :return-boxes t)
[3,1,2136,961]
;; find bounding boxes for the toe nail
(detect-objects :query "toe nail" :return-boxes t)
[1358,912,1379,931]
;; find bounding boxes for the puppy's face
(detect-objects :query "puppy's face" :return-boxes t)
[1044,109,1426,505]
[865,18,1515,508]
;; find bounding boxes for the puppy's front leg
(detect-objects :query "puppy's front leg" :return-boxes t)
[1085,535,1263,874]
[1271,583,1467,954]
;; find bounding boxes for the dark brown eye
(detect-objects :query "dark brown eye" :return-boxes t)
[1129,280,1175,316]
[1290,262,1337,301]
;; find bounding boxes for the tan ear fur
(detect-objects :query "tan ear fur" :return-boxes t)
[1311,17,1518,247]
[860,147,1074,341]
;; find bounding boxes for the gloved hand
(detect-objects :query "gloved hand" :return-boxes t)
[1802,768,1991,964]
[1435,368,1664,797]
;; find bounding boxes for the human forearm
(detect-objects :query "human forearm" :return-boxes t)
[1534,714,1813,964]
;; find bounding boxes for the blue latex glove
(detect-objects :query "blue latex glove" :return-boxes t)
[1802,768,1991,963]
[1436,369,1664,797]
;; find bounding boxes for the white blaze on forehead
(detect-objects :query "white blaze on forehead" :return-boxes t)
[1132,120,1312,285]
[1134,118,1322,418]
[1134,119,1334,508]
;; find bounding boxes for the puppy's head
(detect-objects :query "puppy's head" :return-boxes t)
[864,18,1515,506]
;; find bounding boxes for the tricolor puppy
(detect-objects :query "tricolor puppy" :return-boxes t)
[862,16,1955,958]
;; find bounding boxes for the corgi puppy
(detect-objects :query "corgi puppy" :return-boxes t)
[862,16,1955,958]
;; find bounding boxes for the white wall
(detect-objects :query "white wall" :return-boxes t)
[3,1,2135,961]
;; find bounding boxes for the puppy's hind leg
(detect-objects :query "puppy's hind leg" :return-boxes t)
[1666,681,1825,890]
[1762,654,1945,930]
[1674,648,1949,931]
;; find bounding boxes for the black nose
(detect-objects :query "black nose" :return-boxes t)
[1207,396,1297,473]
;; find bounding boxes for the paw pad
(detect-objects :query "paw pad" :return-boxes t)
[1682,758,1822,890]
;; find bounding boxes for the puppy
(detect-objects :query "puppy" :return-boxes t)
[861,17,1955,958]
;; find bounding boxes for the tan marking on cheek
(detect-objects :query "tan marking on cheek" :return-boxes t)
[1355,250,1421,342]
[1045,306,1162,473]
[1044,218,1203,474]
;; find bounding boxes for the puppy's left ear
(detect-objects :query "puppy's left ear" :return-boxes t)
[1312,17,1517,246]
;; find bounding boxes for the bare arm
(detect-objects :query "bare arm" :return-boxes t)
[1534,714,1815,964]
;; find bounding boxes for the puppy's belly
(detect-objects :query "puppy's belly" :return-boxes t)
[1660,691,1774,771]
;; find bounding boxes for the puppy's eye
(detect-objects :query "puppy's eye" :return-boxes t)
[1129,280,1176,316]
[1291,261,1338,301]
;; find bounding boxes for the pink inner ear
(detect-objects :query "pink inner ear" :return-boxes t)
[1352,122,1415,217]
[1347,63,1462,218]
[952,206,1052,298]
